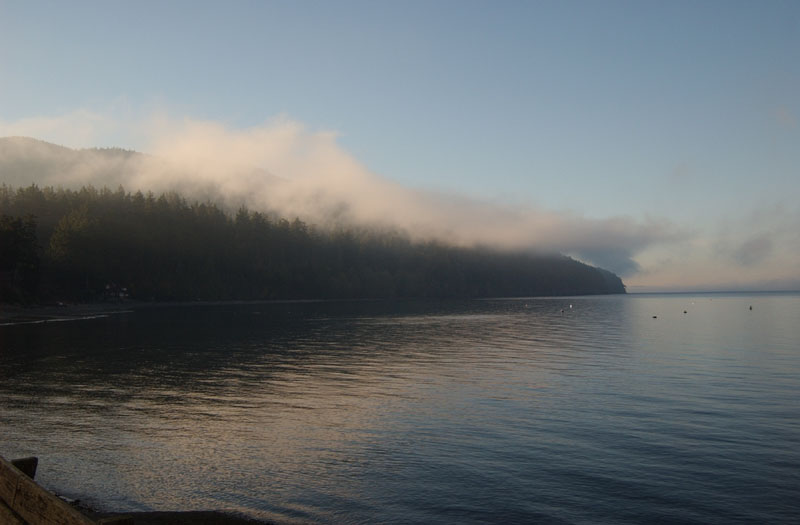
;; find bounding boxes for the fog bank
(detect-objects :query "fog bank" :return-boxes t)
[1,118,678,276]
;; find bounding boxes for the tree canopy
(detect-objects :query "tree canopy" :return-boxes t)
[0,184,625,303]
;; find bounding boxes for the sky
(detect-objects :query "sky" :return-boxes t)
[0,0,798,291]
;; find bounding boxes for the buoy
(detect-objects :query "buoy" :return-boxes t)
[652,315,657,319]
[683,310,687,314]
[749,305,753,310]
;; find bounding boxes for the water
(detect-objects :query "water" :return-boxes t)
[1,293,799,524]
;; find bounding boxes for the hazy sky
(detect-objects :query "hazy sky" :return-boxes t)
[1,0,798,291]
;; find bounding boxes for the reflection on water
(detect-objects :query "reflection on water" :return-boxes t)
[1,294,799,523]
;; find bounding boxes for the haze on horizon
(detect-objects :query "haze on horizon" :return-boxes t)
[1,1,798,292]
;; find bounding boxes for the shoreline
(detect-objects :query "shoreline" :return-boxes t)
[87,510,270,524]
[61,493,273,524]
[0,293,636,326]
[0,302,136,326]
[0,297,366,326]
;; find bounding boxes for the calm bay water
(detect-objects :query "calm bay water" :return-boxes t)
[1,293,799,524]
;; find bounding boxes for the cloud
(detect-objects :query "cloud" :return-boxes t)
[0,109,120,148]
[733,235,774,267]
[2,111,681,276]
[140,117,681,276]
[626,206,800,291]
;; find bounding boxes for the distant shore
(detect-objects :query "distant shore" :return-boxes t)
[0,298,340,326]
[0,302,136,326]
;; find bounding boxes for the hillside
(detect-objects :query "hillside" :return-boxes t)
[0,137,143,189]
[0,183,625,302]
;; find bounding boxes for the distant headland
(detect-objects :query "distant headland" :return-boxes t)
[1,138,625,303]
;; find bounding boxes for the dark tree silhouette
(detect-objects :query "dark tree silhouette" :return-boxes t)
[0,213,40,302]
[0,184,625,302]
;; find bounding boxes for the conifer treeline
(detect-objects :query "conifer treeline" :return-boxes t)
[0,184,625,303]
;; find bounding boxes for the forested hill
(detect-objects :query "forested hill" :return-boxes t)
[0,184,625,303]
